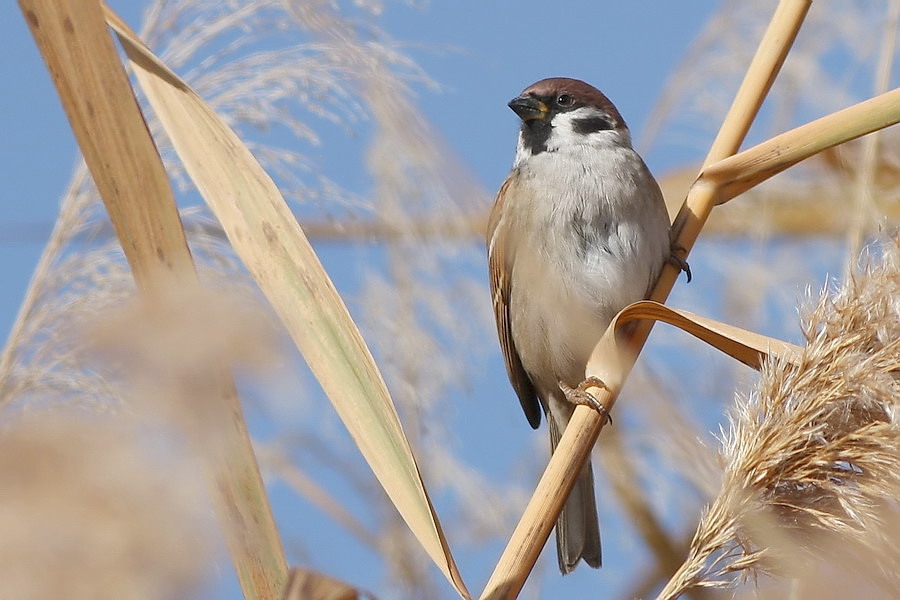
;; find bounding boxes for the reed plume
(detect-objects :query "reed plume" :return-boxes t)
[0,414,214,600]
[661,235,900,599]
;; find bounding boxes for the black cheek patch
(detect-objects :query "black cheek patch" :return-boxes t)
[520,119,552,155]
[573,116,614,135]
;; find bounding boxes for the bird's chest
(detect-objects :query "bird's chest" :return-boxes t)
[510,207,643,332]
[512,162,648,311]
[507,186,649,384]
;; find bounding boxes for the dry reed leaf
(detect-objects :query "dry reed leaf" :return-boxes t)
[283,569,371,600]
[660,236,900,599]
[586,301,802,395]
[101,6,469,597]
[18,2,286,598]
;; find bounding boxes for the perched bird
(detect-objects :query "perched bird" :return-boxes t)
[487,77,684,574]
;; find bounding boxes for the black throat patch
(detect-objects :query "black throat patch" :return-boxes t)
[519,118,552,155]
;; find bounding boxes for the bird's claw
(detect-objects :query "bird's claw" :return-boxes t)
[560,377,612,425]
[668,246,692,283]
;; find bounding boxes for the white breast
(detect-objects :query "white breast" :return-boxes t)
[505,142,669,393]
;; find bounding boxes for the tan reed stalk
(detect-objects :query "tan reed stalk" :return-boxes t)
[703,88,900,204]
[479,2,812,597]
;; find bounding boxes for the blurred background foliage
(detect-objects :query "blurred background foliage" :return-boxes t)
[1,1,899,598]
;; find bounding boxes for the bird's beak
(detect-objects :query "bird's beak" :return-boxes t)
[508,95,548,122]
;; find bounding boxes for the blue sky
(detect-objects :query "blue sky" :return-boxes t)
[0,2,761,599]
[1,3,712,343]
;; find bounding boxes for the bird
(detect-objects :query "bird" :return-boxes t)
[487,77,686,574]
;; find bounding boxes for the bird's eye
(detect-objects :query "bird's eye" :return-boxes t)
[556,93,574,106]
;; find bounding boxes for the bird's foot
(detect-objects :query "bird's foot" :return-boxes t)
[559,377,612,425]
[668,246,692,283]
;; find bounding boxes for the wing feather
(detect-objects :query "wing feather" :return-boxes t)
[487,176,542,429]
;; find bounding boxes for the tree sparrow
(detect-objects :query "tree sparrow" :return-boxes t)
[487,77,684,573]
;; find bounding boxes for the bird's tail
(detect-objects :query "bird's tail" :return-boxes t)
[548,411,602,574]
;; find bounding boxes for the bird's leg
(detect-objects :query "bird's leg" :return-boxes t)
[668,245,692,283]
[559,377,612,425]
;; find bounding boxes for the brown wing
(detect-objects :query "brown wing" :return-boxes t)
[487,176,542,429]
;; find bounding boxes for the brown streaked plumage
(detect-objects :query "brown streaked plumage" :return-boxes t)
[488,175,541,428]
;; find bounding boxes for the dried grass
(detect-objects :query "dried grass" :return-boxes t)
[661,236,900,598]
[0,414,214,600]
